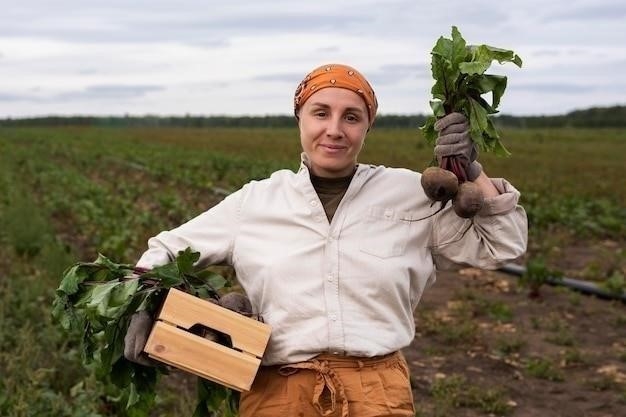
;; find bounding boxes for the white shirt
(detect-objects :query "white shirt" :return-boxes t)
[136,155,528,365]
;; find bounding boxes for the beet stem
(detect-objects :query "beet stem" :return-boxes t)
[401,200,450,222]
[440,156,467,183]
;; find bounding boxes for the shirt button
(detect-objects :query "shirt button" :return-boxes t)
[329,314,337,321]
[327,274,333,282]
[384,208,393,218]
[310,200,318,206]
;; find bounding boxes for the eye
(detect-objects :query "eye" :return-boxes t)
[314,110,327,118]
[345,113,360,123]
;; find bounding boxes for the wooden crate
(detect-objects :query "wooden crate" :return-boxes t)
[144,288,271,391]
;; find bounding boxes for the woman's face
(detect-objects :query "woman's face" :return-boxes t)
[298,87,369,178]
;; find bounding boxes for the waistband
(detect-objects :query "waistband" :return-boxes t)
[310,351,400,368]
[270,351,402,417]
[262,351,400,371]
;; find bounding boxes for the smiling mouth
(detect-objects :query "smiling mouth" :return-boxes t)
[321,144,346,150]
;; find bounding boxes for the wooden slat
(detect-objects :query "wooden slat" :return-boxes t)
[145,321,261,391]
[157,288,271,358]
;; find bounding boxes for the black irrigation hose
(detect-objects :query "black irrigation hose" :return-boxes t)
[499,263,626,304]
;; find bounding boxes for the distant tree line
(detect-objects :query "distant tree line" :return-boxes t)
[494,105,626,128]
[1,105,624,128]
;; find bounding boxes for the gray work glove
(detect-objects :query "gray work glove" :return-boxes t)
[199,293,254,344]
[124,310,157,366]
[434,112,483,181]
[219,292,253,315]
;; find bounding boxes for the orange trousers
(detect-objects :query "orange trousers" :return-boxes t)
[239,351,415,417]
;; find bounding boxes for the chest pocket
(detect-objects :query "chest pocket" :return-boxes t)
[359,206,412,259]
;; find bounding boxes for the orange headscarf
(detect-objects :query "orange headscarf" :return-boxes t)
[294,64,378,128]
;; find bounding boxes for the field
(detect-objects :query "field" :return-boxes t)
[0,125,625,416]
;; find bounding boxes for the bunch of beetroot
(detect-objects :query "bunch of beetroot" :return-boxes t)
[419,26,522,218]
[421,166,484,218]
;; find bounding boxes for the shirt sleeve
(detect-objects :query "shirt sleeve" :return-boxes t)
[430,178,528,270]
[135,188,243,270]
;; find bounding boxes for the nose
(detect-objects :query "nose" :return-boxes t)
[325,116,344,139]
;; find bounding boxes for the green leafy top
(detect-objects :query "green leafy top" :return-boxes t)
[420,26,523,156]
[51,247,237,417]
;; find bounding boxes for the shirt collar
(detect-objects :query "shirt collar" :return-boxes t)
[299,152,366,178]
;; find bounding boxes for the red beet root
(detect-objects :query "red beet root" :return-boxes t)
[421,166,459,202]
[452,181,484,218]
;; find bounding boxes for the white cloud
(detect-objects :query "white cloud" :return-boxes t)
[1,0,625,117]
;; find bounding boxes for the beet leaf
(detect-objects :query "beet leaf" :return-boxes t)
[51,247,235,417]
[420,26,522,156]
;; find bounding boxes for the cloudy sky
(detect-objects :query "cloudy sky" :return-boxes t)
[2,0,625,118]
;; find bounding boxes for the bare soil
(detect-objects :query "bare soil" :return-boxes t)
[404,264,626,417]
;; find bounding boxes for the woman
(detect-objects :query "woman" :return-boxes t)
[125,63,528,416]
